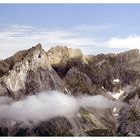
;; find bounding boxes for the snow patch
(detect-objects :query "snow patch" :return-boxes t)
[102,86,106,90]
[112,90,124,100]
[113,107,119,117]
[114,113,119,117]
[113,107,117,112]
[113,79,120,83]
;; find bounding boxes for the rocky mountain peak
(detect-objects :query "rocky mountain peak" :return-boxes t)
[118,49,139,56]
[21,43,52,70]
[46,46,83,77]
[115,49,139,64]
[0,44,66,99]
[0,43,46,78]
[47,45,83,65]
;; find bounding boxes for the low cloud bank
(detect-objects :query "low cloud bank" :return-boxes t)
[0,91,127,126]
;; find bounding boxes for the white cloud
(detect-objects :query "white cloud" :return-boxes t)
[0,24,102,59]
[1,24,136,59]
[107,35,140,49]
[0,90,127,126]
[74,24,113,32]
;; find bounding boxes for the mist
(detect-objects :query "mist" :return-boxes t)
[0,91,127,126]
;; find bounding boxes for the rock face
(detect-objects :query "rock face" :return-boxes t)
[117,88,140,136]
[47,46,83,77]
[63,67,109,98]
[0,44,67,99]
[63,67,94,95]
[0,44,139,136]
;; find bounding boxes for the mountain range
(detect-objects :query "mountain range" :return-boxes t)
[0,43,139,136]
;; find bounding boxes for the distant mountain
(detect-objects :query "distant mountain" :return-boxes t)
[0,43,139,136]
